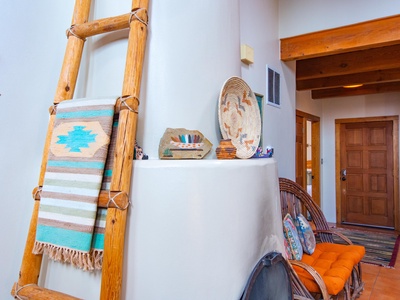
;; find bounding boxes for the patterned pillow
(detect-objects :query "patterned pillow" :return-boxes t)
[295,213,316,255]
[283,235,293,260]
[283,213,303,260]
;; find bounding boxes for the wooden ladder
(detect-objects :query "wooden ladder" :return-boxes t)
[11,0,149,299]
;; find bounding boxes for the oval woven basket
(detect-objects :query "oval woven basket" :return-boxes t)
[218,77,261,159]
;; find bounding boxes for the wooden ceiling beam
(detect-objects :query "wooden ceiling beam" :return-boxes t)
[281,14,400,61]
[297,68,400,90]
[296,44,400,80]
[311,82,400,99]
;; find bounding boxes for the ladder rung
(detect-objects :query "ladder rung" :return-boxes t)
[32,187,130,210]
[11,283,82,300]
[70,12,133,39]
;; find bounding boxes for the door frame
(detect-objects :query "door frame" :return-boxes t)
[296,110,321,206]
[335,116,399,230]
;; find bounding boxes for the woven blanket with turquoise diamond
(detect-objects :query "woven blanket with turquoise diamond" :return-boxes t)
[33,97,117,271]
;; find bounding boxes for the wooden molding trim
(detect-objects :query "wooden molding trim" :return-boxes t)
[296,110,321,206]
[296,44,400,81]
[296,109,320,121]
[335,115,399,124]
[281,14,400,61]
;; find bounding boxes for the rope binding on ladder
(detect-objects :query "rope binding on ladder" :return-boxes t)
[129,8,148,26]
[66,25,87,41]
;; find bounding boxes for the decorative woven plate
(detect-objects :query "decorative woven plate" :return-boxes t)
[218,77,261,158]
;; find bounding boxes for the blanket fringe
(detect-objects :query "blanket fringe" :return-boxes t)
[33,241,103,271]
[93,249,103,270]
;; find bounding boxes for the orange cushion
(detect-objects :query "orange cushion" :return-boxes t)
[293,243,365,295]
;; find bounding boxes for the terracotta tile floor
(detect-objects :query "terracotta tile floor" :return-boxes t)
[332,224,400,300]
[357,256,400,300]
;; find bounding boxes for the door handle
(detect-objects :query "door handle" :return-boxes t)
[340,169,347,181]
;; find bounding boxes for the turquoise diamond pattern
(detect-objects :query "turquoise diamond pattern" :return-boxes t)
[57,125,98,153]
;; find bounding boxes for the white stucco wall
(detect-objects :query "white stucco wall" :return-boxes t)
[76,1,242,157]
[240,0,296,179]
[279,0,396,38]
[0,1,74,298]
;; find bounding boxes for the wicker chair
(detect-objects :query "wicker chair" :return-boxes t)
[279,177,365,300]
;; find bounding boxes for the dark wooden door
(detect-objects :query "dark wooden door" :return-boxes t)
[340,121,394,228]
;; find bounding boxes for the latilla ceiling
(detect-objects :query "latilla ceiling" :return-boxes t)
[280,14,400,99]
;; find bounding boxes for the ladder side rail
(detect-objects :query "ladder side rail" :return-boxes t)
[12,1,92,297]
[100,1,149,299]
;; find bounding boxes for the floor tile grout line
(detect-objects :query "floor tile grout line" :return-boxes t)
[367,266,384,300]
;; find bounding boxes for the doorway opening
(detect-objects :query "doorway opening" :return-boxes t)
[296,110,320,206]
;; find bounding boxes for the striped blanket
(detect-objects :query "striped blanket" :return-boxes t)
[33,97,117,271]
